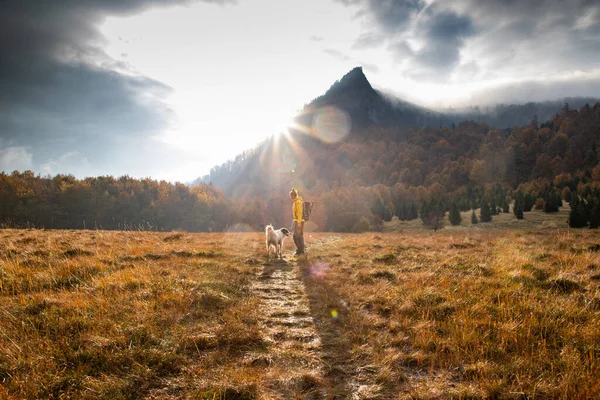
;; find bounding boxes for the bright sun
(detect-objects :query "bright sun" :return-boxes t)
[162,90,297,166]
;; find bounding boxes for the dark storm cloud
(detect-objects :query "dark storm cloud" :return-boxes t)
[336,0,600,90]
[0,0,232,177]
[364,0,425,33]
[407,8,475,80]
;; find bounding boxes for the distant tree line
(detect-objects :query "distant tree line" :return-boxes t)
[0,172,242,231]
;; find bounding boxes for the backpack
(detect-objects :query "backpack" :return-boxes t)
[303,201,314,221]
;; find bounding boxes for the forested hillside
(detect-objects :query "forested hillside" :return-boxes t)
[201,101,600,231]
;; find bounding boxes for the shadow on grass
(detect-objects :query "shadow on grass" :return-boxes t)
[296,256,361,399]
[258,258,293,280]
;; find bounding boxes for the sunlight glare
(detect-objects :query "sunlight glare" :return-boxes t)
[312,106,351,143]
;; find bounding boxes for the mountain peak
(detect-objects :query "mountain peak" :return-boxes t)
[340,66,369,84]
[325,66,374,97]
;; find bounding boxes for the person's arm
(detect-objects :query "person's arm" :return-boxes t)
[293,200,304,222]
[291,201,297,230]
[292,200,298,222]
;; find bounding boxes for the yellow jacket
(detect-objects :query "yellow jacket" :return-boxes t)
[292,196,304,223]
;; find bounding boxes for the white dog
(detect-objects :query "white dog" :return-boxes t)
[265,224,290,259]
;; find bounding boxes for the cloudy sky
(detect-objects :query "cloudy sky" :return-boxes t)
[1,0,599,181]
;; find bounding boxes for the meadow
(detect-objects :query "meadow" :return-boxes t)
[0,223,599,399]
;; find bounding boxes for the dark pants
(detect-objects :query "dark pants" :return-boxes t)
[292,221,305,253]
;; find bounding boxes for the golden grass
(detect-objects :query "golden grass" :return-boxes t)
[0,229,266,399]
[301,229,600,399]
[1,228,599,399]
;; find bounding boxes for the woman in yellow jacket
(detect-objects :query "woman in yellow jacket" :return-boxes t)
[289,187,305,255]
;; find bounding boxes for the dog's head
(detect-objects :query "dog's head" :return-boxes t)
[280,227,290,236]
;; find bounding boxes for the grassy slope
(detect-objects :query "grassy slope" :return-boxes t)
[0,223,599,399]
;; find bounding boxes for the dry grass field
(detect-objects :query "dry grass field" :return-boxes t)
[1,225,599,399]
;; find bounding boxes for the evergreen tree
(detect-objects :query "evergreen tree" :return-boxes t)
[523,193,535,212]
[459,198,471,212]
[394,203,400,220]
[589,198,600,229]
[589,207,599,229]
[569,196,588,228]
[490,196,499,215]
[479,198,493,222]
[514,191,524,219]
[513,201,524,219]
[409,202,419,220]
[396,203,406,221]
[449,202,462,226]
[420,199,445,231]
[502,197,510,213]
[383,206,393,222]
[543,187,562,213]
[562,187,572,203]
[471,209,479,224]
[372,197,385,220]
[372,197,393,222]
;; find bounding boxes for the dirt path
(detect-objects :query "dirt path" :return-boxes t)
[251,235,386,399]
[252,258,329,399]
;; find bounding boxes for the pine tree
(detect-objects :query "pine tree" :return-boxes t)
[589,207,599,229]
[383,206,393,222]
[397,204,407,220]
[372,197,386,220]
[523,193,535,212]
[589,198,600,229]
[569,196,588,228]
[490,196,498,215]
[479,198,493,222]
[409,202,419,220]
[513,200,524,219]
[420,199,445,231]
[543,187,562,213]
[395,203,403,220]
[471,209,478,224]
[449,202,462,226]
[502,197,510,213]
[562,187,572,203]
[514,191,524,219]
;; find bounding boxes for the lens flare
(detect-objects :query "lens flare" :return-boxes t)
[309,260,331,278]
[312,106,351,143]
[330,309,339,319]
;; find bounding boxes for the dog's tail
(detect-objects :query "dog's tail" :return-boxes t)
[280,227,290,236]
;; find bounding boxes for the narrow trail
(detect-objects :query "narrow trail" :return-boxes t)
[251,236,384,399]
[251,257,328,399]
